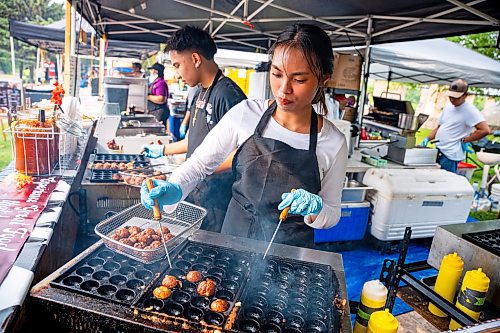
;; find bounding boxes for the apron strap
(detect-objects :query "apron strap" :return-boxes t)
[254,101,318,153]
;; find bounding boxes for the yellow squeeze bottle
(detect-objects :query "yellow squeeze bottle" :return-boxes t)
[367,309,398,333]
[428,252,464,317]
[449,268,490,330]
[353,280,388,333]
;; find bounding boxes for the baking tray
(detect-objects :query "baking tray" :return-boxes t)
[95,203,207,264]
[90,169,121,183]
[50,245,170,306]
[235,255,341,333]
[94,153,149,163]
[133,241,255,331]
[462,229,500,257]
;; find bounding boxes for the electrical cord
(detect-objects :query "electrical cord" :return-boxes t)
[67,191,81,215]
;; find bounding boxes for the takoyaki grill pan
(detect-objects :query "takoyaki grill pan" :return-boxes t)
[89,154,150,183]
[50,245,170,306]
[235,256,340,333]
[462,229,500,257]
[134,241,253,331]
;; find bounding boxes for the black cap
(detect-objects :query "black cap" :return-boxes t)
[147,63,164,72]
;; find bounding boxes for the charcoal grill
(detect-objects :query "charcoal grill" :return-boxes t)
[30,230,351,332]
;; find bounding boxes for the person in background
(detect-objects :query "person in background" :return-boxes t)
[141,26,246,233]
[147,63,170,128]
[132,62,144,78]
[347,95,356,107]
[140,23,347,248]
[422,79,491,173]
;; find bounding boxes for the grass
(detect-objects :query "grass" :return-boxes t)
[0,119,12,170]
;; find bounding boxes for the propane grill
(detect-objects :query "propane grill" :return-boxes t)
[31,231,351,332]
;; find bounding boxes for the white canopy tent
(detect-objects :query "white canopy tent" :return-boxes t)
[345,38,500,88]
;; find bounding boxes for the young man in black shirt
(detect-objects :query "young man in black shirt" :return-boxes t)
[142,26,246,232]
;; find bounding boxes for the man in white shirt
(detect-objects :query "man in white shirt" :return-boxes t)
[423,79,491,173]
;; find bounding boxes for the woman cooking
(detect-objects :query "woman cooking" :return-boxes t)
[147,63,170,128]
[141,24,347,248]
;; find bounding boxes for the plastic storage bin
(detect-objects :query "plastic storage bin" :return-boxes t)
[314,201,370,242]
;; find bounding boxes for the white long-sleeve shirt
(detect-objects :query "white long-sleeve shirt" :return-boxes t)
[168,99,348,229]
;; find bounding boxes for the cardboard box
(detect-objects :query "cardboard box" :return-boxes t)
[327,52,363,91]
[342,106,357,122]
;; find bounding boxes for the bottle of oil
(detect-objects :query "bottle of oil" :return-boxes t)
[449,268,490,330]
[353,280,388,333]
[367,309,398,333]
[428,252,464,317]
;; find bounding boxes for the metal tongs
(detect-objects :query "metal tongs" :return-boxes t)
[263,189,296,259]
[146,179,172,268]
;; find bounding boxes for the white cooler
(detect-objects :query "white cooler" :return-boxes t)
[363,168,474,240]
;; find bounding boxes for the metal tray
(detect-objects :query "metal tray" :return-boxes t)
[90,169,121,183]
[94,153,149,163]
[94,203,207,264]
[50,245,170,306]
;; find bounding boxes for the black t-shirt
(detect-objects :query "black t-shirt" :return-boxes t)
[187,76,246,157]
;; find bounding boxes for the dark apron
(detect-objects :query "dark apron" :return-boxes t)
[221,101,321,248]
[185,69,232,233]
[148,79,169,126]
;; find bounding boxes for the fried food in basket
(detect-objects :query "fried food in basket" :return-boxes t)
[109,226,175,249]
[153,286,171,299]
[210,299,229,312]
[197,278,216,297]
[156,226,170,236]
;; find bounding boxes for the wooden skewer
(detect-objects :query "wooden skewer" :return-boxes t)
[145,178,161,221]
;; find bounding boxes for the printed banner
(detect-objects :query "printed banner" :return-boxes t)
[0,175,59,284]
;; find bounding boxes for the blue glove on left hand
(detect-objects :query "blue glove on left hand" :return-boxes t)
[421,137,430,147]
[140,179,183,211]
[462,141,475,154]
[141,144,164,158]
[278,189,323,216]
[179,125,187,139]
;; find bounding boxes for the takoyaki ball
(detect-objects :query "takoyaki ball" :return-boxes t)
[112,173,121,180]
[165,233,175,241]
[133,242,147,249]
[118,163,127,170]
[197,279,216,297]
[186,271,202,283]
[128,234,139,244]
[111,233,122,240]
[103,162,112,169]
[122,175,131,184]
[115,227,130,239]
[153,286,171,300]
[162,275,179,289]
[126,162,135,169]
[128,226,141,236]
[110,162,119,169]
[137,234,153,245]
[156,226,170,236]
[143,228,156,236]
[210,299,229,312]
[118,238,134,246]
[151,234,161,242]
[93,163,104,169]
[150,240,162,248]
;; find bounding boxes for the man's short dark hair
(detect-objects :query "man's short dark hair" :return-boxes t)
[132,62,142,70]
[165,26,217,60]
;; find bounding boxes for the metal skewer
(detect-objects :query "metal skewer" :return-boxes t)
[263,189,296,259]
[146,179,172,268]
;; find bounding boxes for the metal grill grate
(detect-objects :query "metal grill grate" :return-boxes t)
[95,203,206,264]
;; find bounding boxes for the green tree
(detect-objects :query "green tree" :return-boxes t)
[0,0,64,76]
[448,31,499,60]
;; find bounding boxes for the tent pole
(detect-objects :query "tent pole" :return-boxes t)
[70,0,77,56]
[98,37,105,97]
[10,37,16,77]
[357,16,373,128]
[64,0,71,92]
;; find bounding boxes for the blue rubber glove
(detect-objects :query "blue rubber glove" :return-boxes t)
[179,124,187,139]
[421,137,430,147]
[141,144,164,158]
[140,179,183,211]
[462,141,475,154]
[278,189,323,216]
